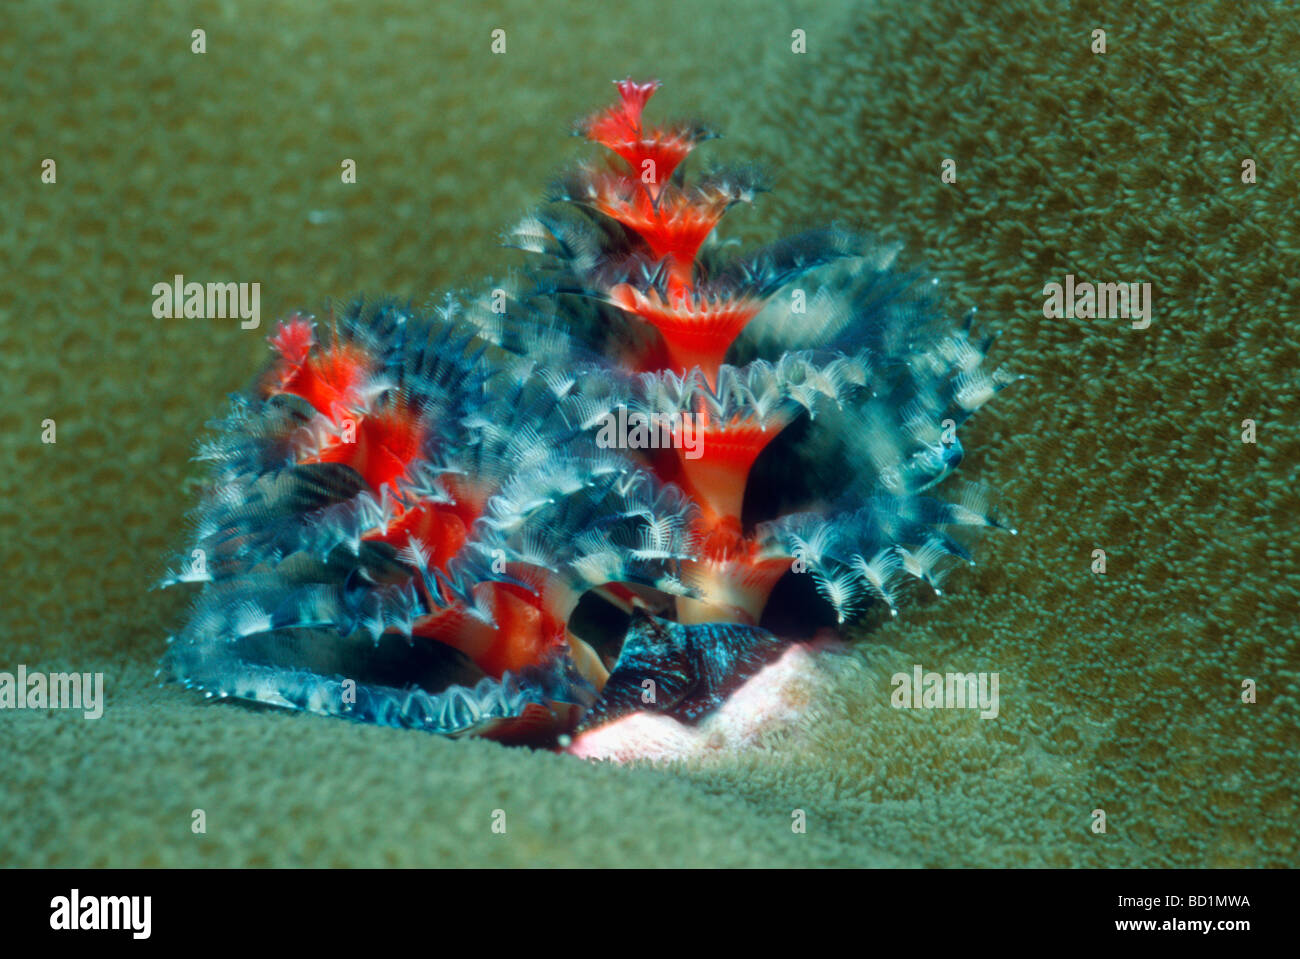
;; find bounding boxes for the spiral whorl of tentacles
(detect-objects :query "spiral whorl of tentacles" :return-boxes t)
[161,79,1018,747]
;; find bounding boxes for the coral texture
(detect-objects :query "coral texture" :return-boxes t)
[2,0,1294,867]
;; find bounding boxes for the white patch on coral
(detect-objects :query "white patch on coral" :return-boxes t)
[566,640,834,763]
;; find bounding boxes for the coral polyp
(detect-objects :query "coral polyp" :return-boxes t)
[161,79,1018,752]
